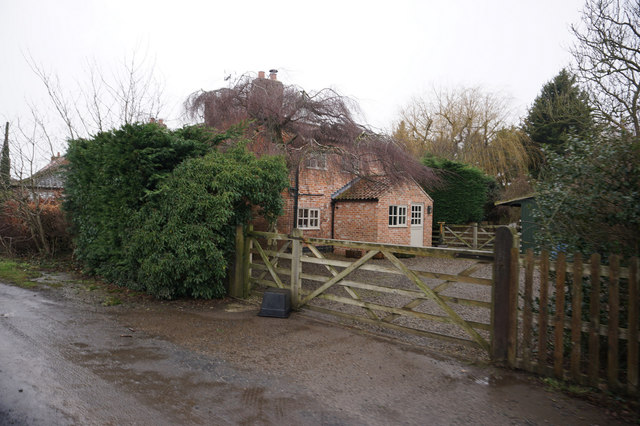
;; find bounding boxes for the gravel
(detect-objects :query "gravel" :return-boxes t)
[252,248,495,362]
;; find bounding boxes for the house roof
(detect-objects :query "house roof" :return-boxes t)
[494,193,535,206]
[18,155,67,189]
[36,155,67,175]
[332,176,392,201]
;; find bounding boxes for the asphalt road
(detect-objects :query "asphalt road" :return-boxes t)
[0,283,347,425]
[0,281,631,425]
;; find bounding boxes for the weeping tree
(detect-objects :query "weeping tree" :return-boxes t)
[184,72,437,186]
[395,87,536,185]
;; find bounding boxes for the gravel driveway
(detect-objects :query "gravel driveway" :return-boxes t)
[253,248,495,361]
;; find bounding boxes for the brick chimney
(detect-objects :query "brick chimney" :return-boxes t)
[249,69,284,119]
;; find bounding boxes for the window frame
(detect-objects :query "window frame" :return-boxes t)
[305,153,327,170]
[410,204,423,226]
[297,207,321,229]
[388,205,408,227]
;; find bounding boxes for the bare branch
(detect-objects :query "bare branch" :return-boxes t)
[571,0,640,137]
[185,73,438,186]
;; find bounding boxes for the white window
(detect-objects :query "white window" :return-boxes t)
[388,205,407,227]
[411,204,423,226]
[305,153,327,170]
[298,208,320,229]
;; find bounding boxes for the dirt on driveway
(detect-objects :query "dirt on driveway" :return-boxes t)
[0,272,636,425]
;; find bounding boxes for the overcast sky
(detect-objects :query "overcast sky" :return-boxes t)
[1,0,586,165]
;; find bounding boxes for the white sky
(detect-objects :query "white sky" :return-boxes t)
[1,0,585,165]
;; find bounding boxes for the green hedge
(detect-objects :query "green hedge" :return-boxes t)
[422,155,495,224]
[64,122,288,298]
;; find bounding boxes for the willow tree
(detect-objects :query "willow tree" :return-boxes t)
[185,72,437,186]
[395,87,535,185]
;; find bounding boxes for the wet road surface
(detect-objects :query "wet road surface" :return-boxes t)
[0,284,344,425]
[0,282,630,425]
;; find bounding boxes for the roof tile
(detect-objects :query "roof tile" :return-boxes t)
[332,176,392,201]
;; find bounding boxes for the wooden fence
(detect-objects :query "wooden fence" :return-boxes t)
[230,225,638,396]
[435,222,500,250]
[233,225,500,354]
[513,250,639,395]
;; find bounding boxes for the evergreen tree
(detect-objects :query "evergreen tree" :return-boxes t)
[1,122,10,188]
[523,69,594,156]
[534,135,640,258]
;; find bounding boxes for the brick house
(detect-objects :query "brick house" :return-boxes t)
[333,176,433,249]
[12,153,66,200]
[254,149,434,248]
[202,70,434,248]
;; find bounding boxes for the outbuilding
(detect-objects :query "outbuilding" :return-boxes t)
[331,176,433,254]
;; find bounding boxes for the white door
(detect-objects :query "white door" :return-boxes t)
[410,203,424,246]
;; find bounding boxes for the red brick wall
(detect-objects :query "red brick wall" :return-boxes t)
[251,189,294,233]
[333,201,378,242]
[296,157,354,237]
[251,157,433,249]
[377,181,433,247]
[252,154,354,237]
[332,181,433,253]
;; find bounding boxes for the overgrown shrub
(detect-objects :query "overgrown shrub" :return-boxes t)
[121,147,288,299]
[64,123,211,276]
[64,122,288,299]
[422,155,495,224]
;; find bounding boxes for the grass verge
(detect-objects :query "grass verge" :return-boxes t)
[0,259,41,288]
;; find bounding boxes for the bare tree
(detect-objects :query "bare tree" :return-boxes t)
[395,87,535,184]
[571,0,640,137]
[0,113,69,256]
[27,52,165,141]
[185,72,437,186]
[0,53,162,256]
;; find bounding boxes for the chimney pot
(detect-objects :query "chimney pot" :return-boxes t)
[269,69,278,80]
[258,71,265,79]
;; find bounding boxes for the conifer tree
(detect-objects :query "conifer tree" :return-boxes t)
[1,122,10,188]
[523,69,594,156]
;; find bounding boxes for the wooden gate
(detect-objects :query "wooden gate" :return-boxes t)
[230,224,638,396]
[437,222,499,250]
[236,226,513,354]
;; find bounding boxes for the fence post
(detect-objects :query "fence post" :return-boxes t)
[491,226,518,364]
[230,224,244,298]
[472,222,478,249]
[242,224,253,298]
[290,228,302,309]
[438,221,445,245]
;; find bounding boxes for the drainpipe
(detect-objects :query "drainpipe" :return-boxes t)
[331,199,336,239]
[292,165,299,230]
